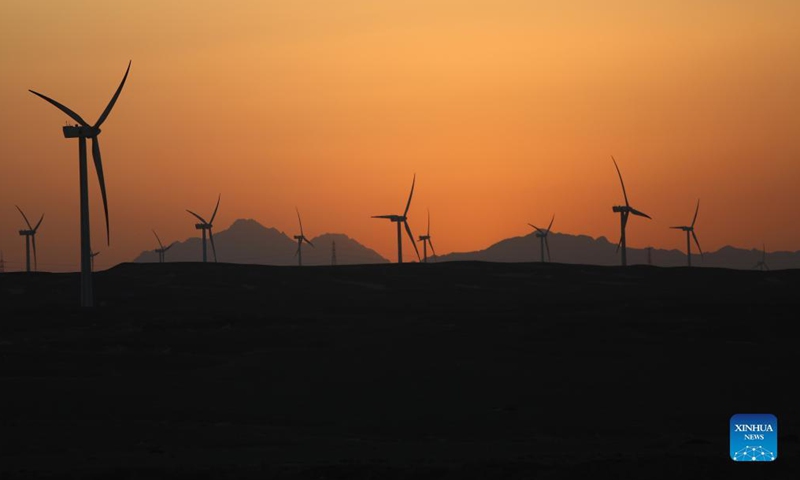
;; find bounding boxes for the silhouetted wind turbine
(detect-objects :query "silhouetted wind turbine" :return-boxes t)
[152,230,175,263]
[293,207,314,266]
[29,61,131,306]
[16,206,44,273]
[417,208,437,263]
[754,244,769,271]
[186,194,220,263]
[90,250,100,272]
[611,156,651,266]
[528,214,554,263]
[670,199,703,267]
[372,174,421,264]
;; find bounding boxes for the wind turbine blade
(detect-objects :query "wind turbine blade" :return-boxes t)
[427,208,431,237]
[615,236,622,253]
[404,221,421,261]
[28,90,89,127]
[611,156,630,207]
[545,236,551,262]
[209,229,217,262]
[546,214,555,235]
[15,205,33,230]
[32,234,38,271]
[94,60,131,128]
[305,237,315,248]
[428,238,437,258]
[296,207,304,236]
[372,215,394,219]
[528,223,544,234]
[153,230,165,250]
[186,210,207,224]
[34,214,44,232]
[210,194,221,224]
[403,173,416,217]
[692,231,703,257]
[91,137,110,245]
[691,198,700,228]
[629,208,651,219]
[164,242,176,252]
[294,244,300,257]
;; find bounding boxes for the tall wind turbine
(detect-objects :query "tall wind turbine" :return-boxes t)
[90,250,100,272]
[372,174,420,264]
[754,244,769,271]
[611,156,651,266]
[16,206,44,273]
[186,194,220,263]
[670,199,703,267]
[29,61,131,306]
[528,214,554,263]
[293,207,315,266]
[417,208,437,263]
[152,230,175,263]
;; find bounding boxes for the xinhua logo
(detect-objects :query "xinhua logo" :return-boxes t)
[730,413,777,461]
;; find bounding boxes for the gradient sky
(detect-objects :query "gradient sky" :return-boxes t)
[1,1,799,271]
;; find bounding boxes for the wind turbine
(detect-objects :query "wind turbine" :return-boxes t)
[670,199,703,267]
[29,61,131,306]
[16,206,44,273]
[417,208,437,263]
[90,250,100,272]
[186,194,220,263]
[372,174,421,264]
[152,230,175,263]
[611,156,651,266]
[754,244,769,271]
[293,207,314,266]
[528,214,554,263]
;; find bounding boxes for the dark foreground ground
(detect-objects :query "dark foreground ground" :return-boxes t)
[1,261,798,479]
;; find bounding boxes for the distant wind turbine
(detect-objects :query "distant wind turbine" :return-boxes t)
[186,194,221,263]
[372,174,421,264]
[152,230,175,263]
[29,61,131,306]
[293,207,314,266]
[90,250,100,272]
[611,156,651,266]
[670,199,703,267]
[754,244,769,271]
[417,208,437,263]
[528,214,554,263]
[16,206,44,273]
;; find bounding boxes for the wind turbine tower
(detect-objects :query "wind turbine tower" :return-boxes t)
[528,214,554,263]
[611,156,651,266]
[417,208,437,263]
[670,199,703,267]
[293,208,315,266]
[372,174,421,264]
[29,61,131,306]
[186,194,221,263]
[16,206,44,273]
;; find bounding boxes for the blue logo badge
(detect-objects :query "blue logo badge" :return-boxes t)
[730,413,777,461]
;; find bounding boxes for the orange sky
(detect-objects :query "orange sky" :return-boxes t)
[1,1,799,271]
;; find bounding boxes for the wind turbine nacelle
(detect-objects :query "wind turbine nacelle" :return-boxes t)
[62,125,100,138]
[612,206,627,213]
[19,230,32,236]
[195,223,208,230]
[294,235,304,240]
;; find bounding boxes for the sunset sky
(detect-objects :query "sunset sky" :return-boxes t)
[1,1,799,271]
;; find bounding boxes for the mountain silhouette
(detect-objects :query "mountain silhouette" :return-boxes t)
[436,231,800,270]
[133,219,389,265]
